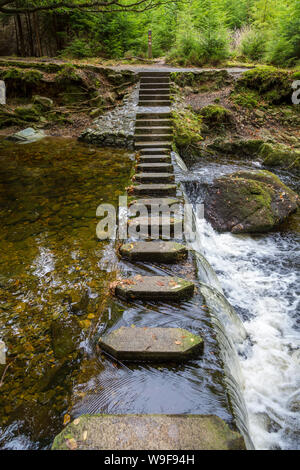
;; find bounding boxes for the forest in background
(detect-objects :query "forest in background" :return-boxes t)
[0,0,299,67]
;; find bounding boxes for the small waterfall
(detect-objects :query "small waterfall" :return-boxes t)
[177,165,255,449]
[177,155,300,450]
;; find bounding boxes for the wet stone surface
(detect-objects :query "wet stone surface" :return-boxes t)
[52,414,245,450]
[114,275,195,301]
[119,241,188,263]
[99,326,203,361]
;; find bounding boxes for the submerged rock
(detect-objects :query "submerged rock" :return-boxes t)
[204,169,300,233]
[6,127,45,143]
[51,316,81,359]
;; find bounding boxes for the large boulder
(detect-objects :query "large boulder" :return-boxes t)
[204,170,300,233]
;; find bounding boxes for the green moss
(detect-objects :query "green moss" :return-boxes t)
[200,105,232,125]
[259,142,300,171]
[170,70,231,90]
[236,66,292,104]
[15,104,41,122]
[231,89,259,108]
[172,108,202,148]
[55,64,81,83]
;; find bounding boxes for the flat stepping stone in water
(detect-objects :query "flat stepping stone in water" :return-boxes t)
[127,216,182,237]
[52,414,246,450]
[119,241,188,263]
[134,173,175,184]
[130,184,177,197]
[136,163,173,173]
[98,327,203,361]
[129,197,181,210]
[114,275,194,301]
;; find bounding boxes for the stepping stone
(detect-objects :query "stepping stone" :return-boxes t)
[119,241,188,263]
[138,89,170,95]
[134,173,175,184]
[140,82,170,88]
[135,142,172,150]
[136,163,173,173]
[138,101,171,107]
[52,414,246,450]
[98,327,203,361]
[136,113,171,119]
[139,155,171,163]
[129,197,181,210]
[127,216,182,237]
[135,126,173,135]
[114,275,194,301]
[130,184,177,197]
[135,134,173,142]
[135,119,172,127]
[140,148,170,155]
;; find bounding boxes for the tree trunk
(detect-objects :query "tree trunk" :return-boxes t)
[16,14,25,56]
[25,12,34,56]
[13,16,20,55]
[33,12,42,56]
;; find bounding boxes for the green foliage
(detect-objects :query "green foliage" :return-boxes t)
[240,29,267,61]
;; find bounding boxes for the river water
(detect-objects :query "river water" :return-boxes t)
[0,137,298,450]
[180,154,300,450]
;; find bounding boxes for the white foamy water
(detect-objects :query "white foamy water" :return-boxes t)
[195,217,300,450]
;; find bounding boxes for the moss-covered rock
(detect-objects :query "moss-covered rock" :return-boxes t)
[235,66,292,104]
[204,169,300,233]
[172,108,202,154]
[171,70,232,90]
[208,138,265,156]
[33,95,53,110]
[259,142,300,171]
[200,105,233,127]
[14,104,41,122]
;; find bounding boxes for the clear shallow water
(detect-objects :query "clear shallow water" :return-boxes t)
[0,137,134,449]
[0,138,235,449]
[183,155,300,450]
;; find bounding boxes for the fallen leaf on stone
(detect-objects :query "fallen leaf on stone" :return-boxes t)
[63,414,71,426]
[131,324,135,328]
[190,338,194,342]
[82,431,88,441]
[66,438,77,450]
[73,418,80,426]
[175,341,182,345]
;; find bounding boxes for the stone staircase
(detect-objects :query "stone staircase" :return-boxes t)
[101,71,201,361]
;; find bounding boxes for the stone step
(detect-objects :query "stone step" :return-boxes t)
[135,119,172,127]
[99,327,202,361]
[127,216,182,237]
[139,147,170,155]
[130,184,177,196]
[138,100,171,106]
[136,163,173,173]
[139,155,171,163]
[139,94,170,101]
[114,275,194,301]
[134,172,175,184]
[135,142,172,150]
[140,77,169,83]
[140,71,170,77]
[140,88,170,95]
[136,112,171,119]
[119,241,188,263]
[140,83,170,89]
[135,134,173,142]
[129,197,181,210]
[134,126,173,135]
[52,414,246,450]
